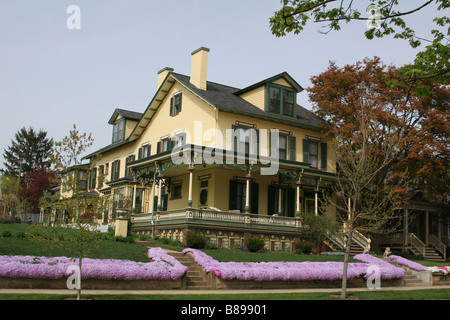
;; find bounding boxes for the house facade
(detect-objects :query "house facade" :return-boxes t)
[78,47,341,252]
[73,47,447,258]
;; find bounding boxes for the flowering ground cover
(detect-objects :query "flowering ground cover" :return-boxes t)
[182,249,405,281]
[387,255,428,271]
[0,247,187,281]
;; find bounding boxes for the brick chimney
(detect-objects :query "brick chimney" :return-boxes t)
[190,47,209,90]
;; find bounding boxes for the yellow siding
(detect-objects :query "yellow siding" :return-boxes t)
[239,86,265,110]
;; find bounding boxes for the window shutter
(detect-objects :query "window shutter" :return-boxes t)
[138,148,143,160]
[289,136,296,161]
[176,93,182,113]
[111,162,116,181]
[229,180,238,210]
[170,97,174,116]
[287,188,295,217]
[255,129,260,156]
[320,142,327,171]
[232,125,239,152]
[157,141,161,154]
[250,182,259,214]
[303,139,310,164]
[267,185,276,215]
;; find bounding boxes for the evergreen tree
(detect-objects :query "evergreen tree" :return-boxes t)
[2,127,53,177]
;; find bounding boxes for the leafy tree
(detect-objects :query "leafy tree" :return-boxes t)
[269,0,450,84]
[2,127,53,177]
[307,57,449,298]
[0,175,21,219]
[19,168,57,213]
[309,57,449,203]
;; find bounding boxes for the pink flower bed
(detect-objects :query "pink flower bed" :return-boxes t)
[387,255,427,271]
[0,247,187,281]
[182,249,405,281]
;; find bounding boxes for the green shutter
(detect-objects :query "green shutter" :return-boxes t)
[177,93,182,113]
[157,141,161,154]
[289,136,296,161]
[138,148,143,160]
[229,180,238,210]
[169,97,174,116]
[267,185,276,215]
[320,142,327,171]
[287,188,295,217]
[250,182,259,214]
[303,139,310,164]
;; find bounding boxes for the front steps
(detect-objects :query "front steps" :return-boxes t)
[165,251,211,290]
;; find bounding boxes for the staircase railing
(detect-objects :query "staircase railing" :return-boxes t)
[408,233,426,257]
[429,234,447,260]
[352,229,370,250]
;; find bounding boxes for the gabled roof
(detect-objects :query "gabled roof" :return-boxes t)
[108,108,143,124]
[233,72,304,95]
[169,72,323,130]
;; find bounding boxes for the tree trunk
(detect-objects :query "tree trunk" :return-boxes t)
[341,226,354,299]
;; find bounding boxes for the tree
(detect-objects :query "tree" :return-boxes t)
[0,175,21,219]
[307,57,449,298]
[309,57,449,203]
[37,124,104,300]
[19,168,57,213]
[269,0,450,84]
[2,127,53,177]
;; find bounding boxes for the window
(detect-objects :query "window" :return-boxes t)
[232,125,259,157]
[111,159,121,181]
[266,85,296,117]
[199,180,208,206]
[170,93,182,116]
[138,144,151,160]
[112,119,125,143]
[126,155,135,177]
[171,181,182,199]
[89,168,97,190]
[98,165,104,188]
[268,86,281,113]
[229,179,259,213]
[267,185,295,217]
[270,132,296,161]
[303,139,327,170]
[157,136,174,153]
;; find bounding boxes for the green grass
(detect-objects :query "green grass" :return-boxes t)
[0,289,449,300]
[0,223,149,262]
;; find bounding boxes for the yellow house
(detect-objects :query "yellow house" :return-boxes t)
[81,47,345,252]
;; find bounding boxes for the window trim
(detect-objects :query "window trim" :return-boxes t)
[112,118,125,144]
[265,84,297,118]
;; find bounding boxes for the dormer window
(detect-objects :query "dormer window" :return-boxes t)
[112,118,125,143]
[266,84,296,117]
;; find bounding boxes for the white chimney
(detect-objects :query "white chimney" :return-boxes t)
[190,47,209,90]
[157,67,174,89]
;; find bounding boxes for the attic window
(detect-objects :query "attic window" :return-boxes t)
[112,118,125,143]
[266,84,296,117]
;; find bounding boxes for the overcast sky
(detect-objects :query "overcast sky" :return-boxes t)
[0,1,441,170]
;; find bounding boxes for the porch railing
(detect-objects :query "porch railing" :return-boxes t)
[408,233,426,257]
[132,208,302,230]
[429,234,447,260]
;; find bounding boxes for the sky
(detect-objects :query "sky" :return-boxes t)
[0,0,442,171]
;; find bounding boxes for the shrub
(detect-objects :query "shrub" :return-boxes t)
[15,231,27,239]
[1,230,12,238]
[186,231,207,249]
[294,240,314,255]
[244,235,265,252]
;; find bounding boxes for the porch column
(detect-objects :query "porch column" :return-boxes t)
[314,189,318,216]
[245,173,251,213]
[188,166,194,208]
[132,184,137,211]
[295,181,301,217]
[157,174,163,211]
[278,188,283,215]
